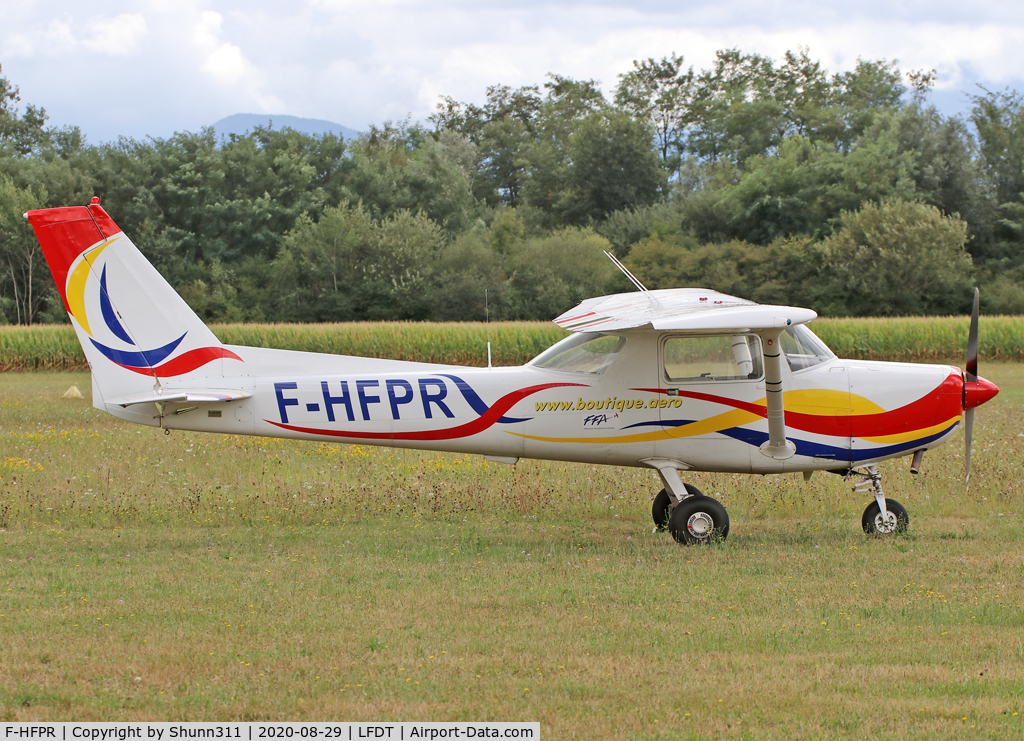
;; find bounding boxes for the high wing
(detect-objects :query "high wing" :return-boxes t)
[553,288,817,333]
[556,287,818,461]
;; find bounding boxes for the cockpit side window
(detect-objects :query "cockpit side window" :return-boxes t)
[663,335,763,383]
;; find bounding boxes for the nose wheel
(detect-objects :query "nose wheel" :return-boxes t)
[850,464,910,535]
[862,498,909,535]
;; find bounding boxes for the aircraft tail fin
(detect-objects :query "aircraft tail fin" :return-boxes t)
[26,198,243,412]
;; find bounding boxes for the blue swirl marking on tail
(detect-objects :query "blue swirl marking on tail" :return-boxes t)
[91,332,186,369]
[100,265,135,345]
[439,373,531,424]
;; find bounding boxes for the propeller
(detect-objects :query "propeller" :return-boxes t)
[964,288,979,489]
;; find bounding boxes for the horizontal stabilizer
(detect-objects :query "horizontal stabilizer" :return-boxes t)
[108,389,252,408]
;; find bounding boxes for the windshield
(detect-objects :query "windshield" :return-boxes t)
[530,333,625,374]
[780,325,835,371]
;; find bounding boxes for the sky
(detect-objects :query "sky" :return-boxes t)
[2,0,1024,144]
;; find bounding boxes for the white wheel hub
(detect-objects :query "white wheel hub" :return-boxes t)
[874,511,898,534]
[687,512,714,538]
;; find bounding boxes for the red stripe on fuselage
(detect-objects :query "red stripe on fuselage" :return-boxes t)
[266,382,586,441]
[634,371,963,437]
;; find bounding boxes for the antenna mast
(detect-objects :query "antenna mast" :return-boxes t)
[485,289,492,369]
[603,250,659,308]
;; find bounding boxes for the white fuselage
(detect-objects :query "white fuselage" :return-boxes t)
[105,332,964,475]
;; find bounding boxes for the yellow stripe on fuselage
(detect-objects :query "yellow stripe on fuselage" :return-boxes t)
[860,416,961,444]
[508,389,938,446]
[508,407,762,444]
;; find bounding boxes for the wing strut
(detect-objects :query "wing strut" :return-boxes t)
[758,328,796,460]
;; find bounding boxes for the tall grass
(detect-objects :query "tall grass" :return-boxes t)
[0,322,569,371]
[0,324,87,371]
[813,316,1024,362]
[3,316,1023,371]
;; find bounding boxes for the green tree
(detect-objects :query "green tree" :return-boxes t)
[176,259,246,323]
[831,58,906,149]
[557,110,665,224]
[624,231,824,308]
[719,122,919,244]
[821,200,974,316]
[622,231,701,289]
[518,75,609,223]
[345,120,478,233]
[488,208,526,255]
[677,49,915,165]
[505,228,616,319]
[970,88,1024,264]
[684,49,789,165]
[427,229,507,321]
[0,178,45,323]
[882,104,992,258]
[614,53,694,173]
[274,205,444,321]
[0,65,48,156]
[594,200,688,256]
[430,84,542,208]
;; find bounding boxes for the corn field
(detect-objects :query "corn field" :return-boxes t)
[2,316,1023,372]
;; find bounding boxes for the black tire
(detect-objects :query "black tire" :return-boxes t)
[862,498,909,535]
[651,484,704,531]
[668,495,729,545]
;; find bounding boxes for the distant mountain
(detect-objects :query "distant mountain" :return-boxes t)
[211,113,360,141]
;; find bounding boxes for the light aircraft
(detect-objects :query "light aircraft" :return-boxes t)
[27,198,1000,544]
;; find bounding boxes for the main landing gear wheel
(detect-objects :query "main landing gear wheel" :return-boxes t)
[651,484,704,531]
[862,498,909,535]
[669,495,729,545]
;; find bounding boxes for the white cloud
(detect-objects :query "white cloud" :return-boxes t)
[191,9,224,48]
[1,33,37,59]
[81,14,147,55]
[44,18,77,49]
[1,12,146,58]
[192,10,249,83]
[202,41,248,85]
[5,0,1024,141]
[180,8,281,110]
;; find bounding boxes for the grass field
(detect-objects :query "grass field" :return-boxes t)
[2,365,1024,738]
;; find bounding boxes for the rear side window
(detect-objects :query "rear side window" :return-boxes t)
[531,333,626,374]
[663,335,763,382]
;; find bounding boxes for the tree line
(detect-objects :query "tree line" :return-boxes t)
[1,47,1023,325]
